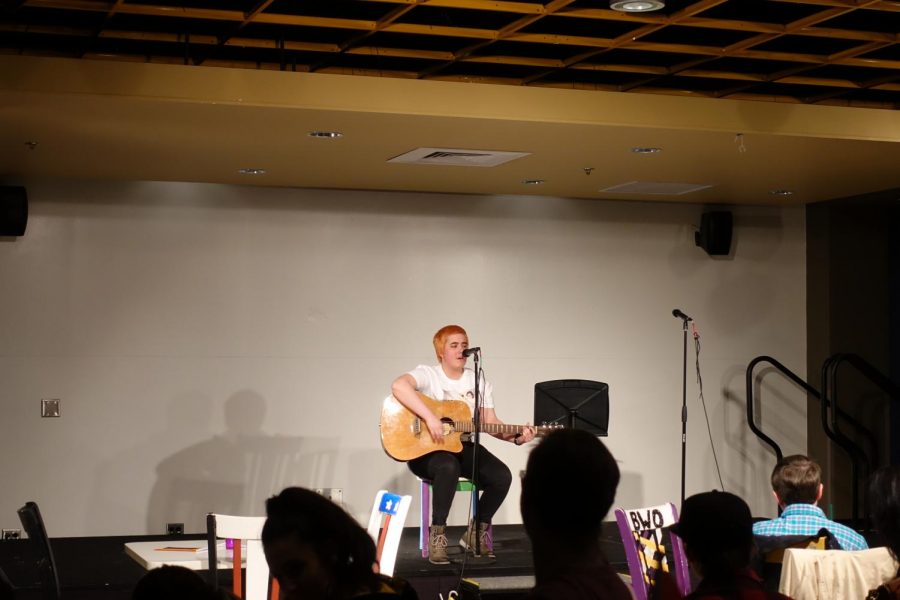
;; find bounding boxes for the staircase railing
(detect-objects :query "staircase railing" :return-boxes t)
[746,355,879,520]
[821,353,900,524]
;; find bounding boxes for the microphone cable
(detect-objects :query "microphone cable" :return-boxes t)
[693,322,725,491]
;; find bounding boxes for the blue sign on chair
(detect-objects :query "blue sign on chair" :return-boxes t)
[379,493,403,516]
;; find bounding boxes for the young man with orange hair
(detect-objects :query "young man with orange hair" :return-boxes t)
[391,324,535,564]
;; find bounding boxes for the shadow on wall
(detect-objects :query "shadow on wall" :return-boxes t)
[143,389,339,534]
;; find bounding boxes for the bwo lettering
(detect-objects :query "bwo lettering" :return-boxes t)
[628,508,665,530]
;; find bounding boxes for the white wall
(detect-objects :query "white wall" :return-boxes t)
[0,180,807,536]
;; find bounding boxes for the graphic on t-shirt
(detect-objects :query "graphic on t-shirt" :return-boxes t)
[440,389,474,402]
[410,364,491,411]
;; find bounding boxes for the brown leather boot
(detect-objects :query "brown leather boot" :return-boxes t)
[459,520,495,558]
[428,525,450,564]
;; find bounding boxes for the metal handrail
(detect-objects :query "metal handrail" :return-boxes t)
[746,355,878,482]
[746,355,814,464]
[822,352,900,524]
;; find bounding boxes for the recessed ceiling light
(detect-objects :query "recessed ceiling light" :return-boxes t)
[238,168,266,175]
[523,179,545,185]
[632,147,661,154]
[769,189,794,196]
[610,0,665,12]
[309,131,343,139]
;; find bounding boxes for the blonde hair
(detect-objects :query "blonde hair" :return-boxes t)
[432,325,467,362]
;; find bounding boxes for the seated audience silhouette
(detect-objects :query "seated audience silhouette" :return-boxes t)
[132,565,228,600]
[670,490,790,600]
[520,429,631,600]
[866,466,900,599]
[261,487,417,600]
[753,454,867,551]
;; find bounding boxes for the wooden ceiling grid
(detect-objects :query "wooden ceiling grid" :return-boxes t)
[1,0,898,108]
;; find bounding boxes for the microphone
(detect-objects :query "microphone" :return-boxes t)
[462,347,481,357]
[672,309,693,321]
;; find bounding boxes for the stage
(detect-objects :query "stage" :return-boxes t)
[394,522,629,598]
[0,523,629,599]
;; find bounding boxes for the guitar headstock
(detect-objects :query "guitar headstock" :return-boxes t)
[536,422,564,435]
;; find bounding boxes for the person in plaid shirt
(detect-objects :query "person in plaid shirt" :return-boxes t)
[752,454,867,551]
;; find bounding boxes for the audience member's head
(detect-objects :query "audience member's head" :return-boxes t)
[672,490,754,579]
[869,466,900,560]
[262,487,379,600]
[771,454,823,507]
[520,428,619,550]
[132,565,220,600]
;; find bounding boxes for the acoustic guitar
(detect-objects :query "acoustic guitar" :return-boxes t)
[380,393,561,462]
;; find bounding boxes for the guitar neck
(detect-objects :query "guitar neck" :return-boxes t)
[453,421,539,435]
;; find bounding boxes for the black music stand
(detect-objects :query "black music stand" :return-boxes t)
[533,379,609,435]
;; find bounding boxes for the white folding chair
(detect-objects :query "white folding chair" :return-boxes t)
[206,513,279,600]
[366,490,412,577]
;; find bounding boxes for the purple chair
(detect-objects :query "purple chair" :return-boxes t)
[614,502,691,600]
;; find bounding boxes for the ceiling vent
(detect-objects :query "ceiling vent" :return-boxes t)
[388,147,530,167]
[599,181,713,195]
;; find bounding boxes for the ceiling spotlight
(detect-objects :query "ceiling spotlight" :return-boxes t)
[610,0,665,12]
[309,131,343,139]
[769,189,794,197]
[523,179,545,185]
[632,147,661,154]
[238,168,266,175]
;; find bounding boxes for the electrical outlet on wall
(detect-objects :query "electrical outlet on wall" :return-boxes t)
[166,522,184,535]
[314,488,343,506]
[2,529,22,540]
[41,398,60,418]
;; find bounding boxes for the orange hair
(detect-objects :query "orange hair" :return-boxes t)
[432,324,468,362]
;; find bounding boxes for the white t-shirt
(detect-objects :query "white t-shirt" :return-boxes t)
[408,364,494,415]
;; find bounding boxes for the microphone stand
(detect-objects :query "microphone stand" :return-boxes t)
[677,315,689,507]
[470,350,482,541]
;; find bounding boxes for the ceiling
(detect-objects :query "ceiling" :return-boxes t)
[1,0,899,205]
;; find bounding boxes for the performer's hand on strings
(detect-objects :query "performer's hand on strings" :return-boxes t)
[519,424,537,444]
[521,424,536,443]
[515,424,536,445]
[425,415,445,443]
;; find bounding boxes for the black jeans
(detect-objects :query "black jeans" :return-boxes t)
[407,442,512,526]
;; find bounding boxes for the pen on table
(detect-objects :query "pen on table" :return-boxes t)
[154,546,208,553]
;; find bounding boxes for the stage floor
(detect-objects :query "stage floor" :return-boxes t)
[394,521,628,598]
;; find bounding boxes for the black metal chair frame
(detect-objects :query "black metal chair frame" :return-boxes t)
[17,501,61,600]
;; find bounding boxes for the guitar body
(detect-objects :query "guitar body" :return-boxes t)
[380,393,472,462]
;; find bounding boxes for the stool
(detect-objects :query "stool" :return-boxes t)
[418,477,493,558]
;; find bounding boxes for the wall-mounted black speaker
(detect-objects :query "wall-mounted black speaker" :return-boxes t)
[0,186,28,236]
[695,210,732,256]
